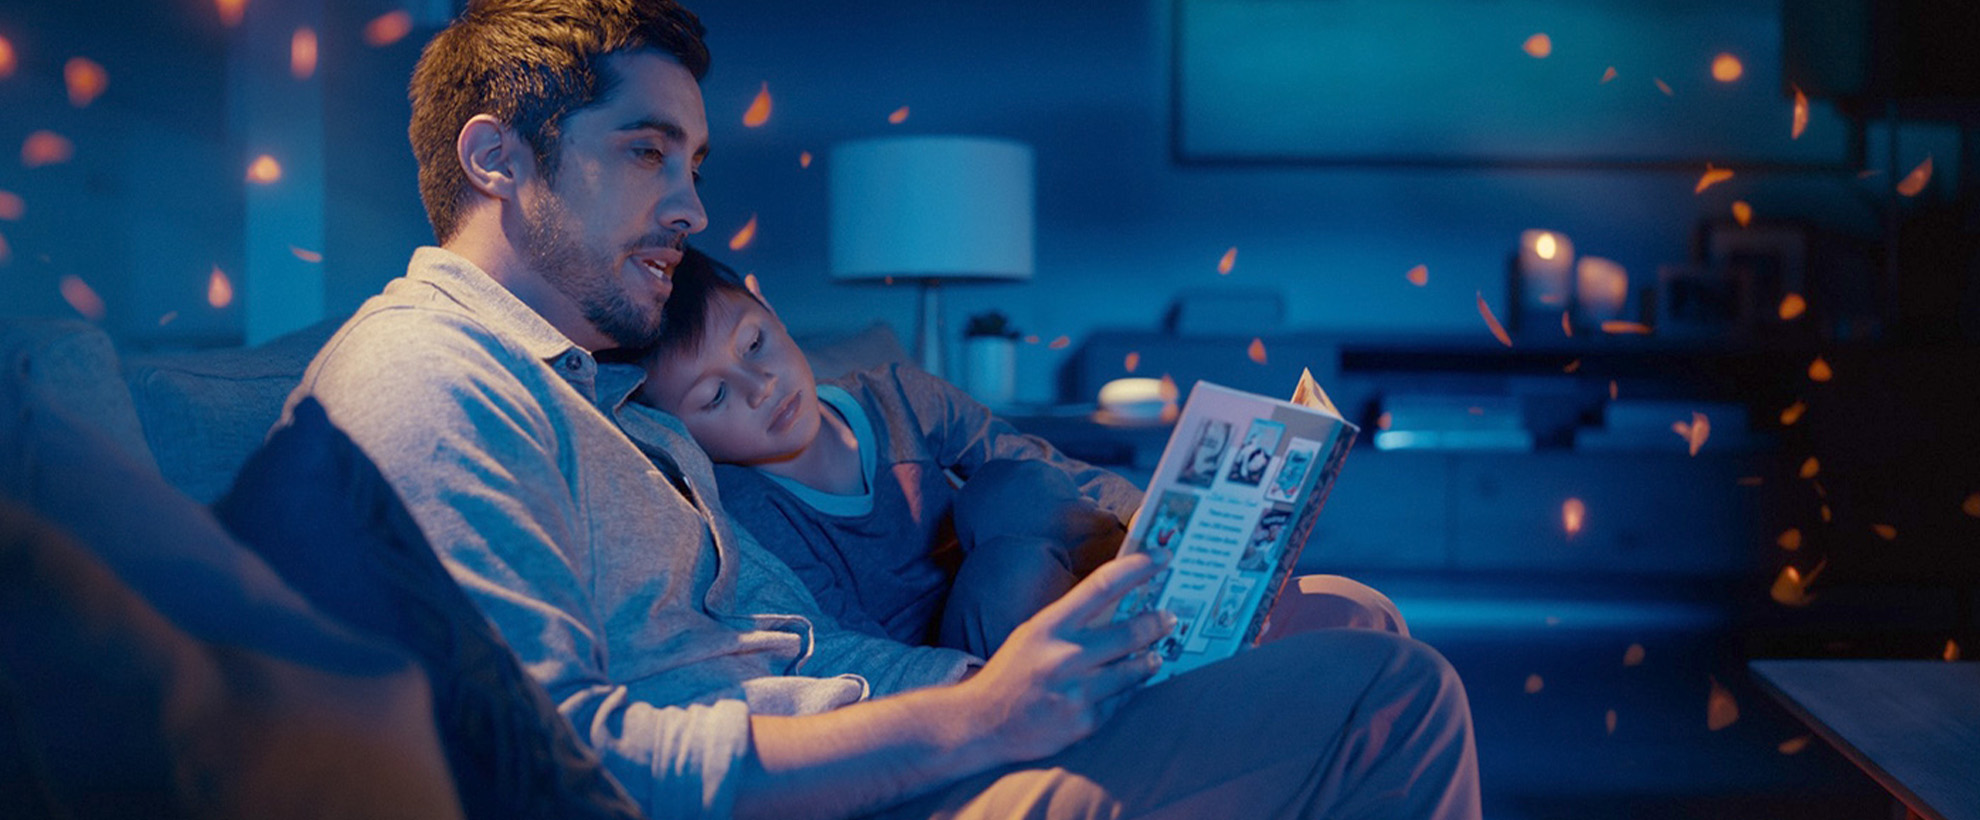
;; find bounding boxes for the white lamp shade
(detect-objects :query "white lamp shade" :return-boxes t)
[829,136,1034,282]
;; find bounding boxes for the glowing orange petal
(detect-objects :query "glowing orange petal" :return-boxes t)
[363,10,413,47]
[59,275,106,320]
[1872,523,1897,541]
[1777,528,1802,551]
[0,190,22,221]
[1609,380,1618,400]
[289,245,322,263]
[1798,457,1819,479]
[1377,412,1392,430]
[1779,735,1812,755]
[1524,674,1544,694]
[1896,156,1933,197]
[1695,164,1734,194]
[22,131,76,168]
[1600,321,1651,335]
[157,311,178,327]
[1780,400,1806,426]
[1246,337,1266,364]
[743,272,761,297]
[1522,33,1552,59]
[1158,374,1178,401]
[1563,358,1581,373]
[742,82,772,127]
[1737,476,1763,486]
[1771,560,1823,607]
[1623,644,1645,666]
[1562,497,1586,538]
[1732,200,1752,227]
[1023,334,1039,344]
[204,266,233,308]
[1821,504,1832,522]
[1217,246,1237,275]
[0,230,10,265]
[1707,678,1740,730]
[1711,53,1743,82]
[727,214,758,251]
[1963,492,1980,518]
[246,154,282,183]
[1049,335,1071,350]
[1120,352,1140,373]
[1791,86,1809,140]
[291,27,318,79]
[1605,709,1617,734]
[216,0,247,27]
[1560,310,1573,337]
[1599,66,1617,84]
[0,35,15,79]
[1405,264,1428,286]
[1777,293,1807,320]
[799,150,812,168]
[887,106,910,124]
[64,57,108,108]
[1476,291,1512,347]
[1655,78,1674,96]
[1678,411,1709,456]
[1946,639,1962,661]
[1808,356,1832,382]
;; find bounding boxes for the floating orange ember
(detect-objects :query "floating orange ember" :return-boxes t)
[0,35,15,79]
[1964,492,1980,518]
[1609,380,1618,400]
[1562,497,1586,538]
[1695,164,1734,194]
[1405,264,1427,286]
[887,106,910,124]
[1377,412,1392,430]
[1821,504,1833,523]
[1623,643,1645,666]
[0,230,10,265]
[1654,78,1674,97]
[1246,337,1266,364]
[742,82,772,127]
[1711,53,1743,82]
[216,0,247,27]
[1738,476,1763,486]
[1524,674,1544,694]
[1023,334,1038,344]
[22,131,76,168]
[1777,528,1802,551]
[1605,710,1617,734]
[1476,291,1512,347]
[1947,640,1962,662]
[1778,293,1807,320]
[1599,66,1617,84]
[207,266,233,308]
[364,10,413,47]
[1791,85,1809,140]
[59,275,106,320]
[1778,735,1812,755]
[727,214,757,251]
[246,154,282,183]
[1799,457,1819,479]
[1707,677,1740,730]
[1563,358,1581,373]
[1672,411,1709,456]
[1217,246,1237,275]
[1600,321,1651,335]
[292,27,318,79]
[799,151,812,168]
[1049,335,1070,350]
[1732,200,1752,227]
[1808,356,1832,382]
[1896,156,1933,197]
[1522,33,1552,58]
[1560,310,1573,337]
[1872,523,1897,541]
[1771,560,1823,607]
[65,58,108,108]
[0,190,22,221]
[1124,351,1140,373]
[157,311,178,327]
[289,245,322,263]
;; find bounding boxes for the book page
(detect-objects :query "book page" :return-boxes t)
[1113,380,1358,685]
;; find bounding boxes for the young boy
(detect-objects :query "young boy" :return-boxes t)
[637,247,1142,656]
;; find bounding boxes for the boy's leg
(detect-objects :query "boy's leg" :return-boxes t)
[867,629,1481,820]
[942,461,1122,656]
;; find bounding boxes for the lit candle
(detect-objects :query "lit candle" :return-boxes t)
[1518,229,1575,315]
[1575,256,1629,325]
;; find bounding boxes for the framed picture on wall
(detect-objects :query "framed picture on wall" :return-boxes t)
[1699,221,1809,331]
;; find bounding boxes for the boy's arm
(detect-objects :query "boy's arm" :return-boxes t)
[713,477,896,640]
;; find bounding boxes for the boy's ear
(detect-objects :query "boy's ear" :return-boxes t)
[743,274,781,318]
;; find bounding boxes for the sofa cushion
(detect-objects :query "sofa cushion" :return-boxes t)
[0,318,155,474]
[212,397,644,820]
[796,321,912,381]
[124,316,342,503]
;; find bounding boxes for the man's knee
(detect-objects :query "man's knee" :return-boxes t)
[1258,574,1410,641]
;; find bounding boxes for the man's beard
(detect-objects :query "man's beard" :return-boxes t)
[519,188,666,350]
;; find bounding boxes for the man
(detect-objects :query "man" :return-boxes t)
[292,1,1481,817]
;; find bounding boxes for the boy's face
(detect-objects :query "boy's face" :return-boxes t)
[641,289,823,465]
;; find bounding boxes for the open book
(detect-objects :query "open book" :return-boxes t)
[1112,370,1359,686]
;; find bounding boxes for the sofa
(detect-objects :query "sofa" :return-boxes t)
[0,314,910,818]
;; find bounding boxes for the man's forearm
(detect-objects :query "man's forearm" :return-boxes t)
[737,684,1000,820]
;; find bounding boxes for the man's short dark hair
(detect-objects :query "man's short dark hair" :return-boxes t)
[649,245,762,362]
[408,0,710,243]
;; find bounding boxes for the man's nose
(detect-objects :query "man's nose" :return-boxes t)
[663,172,708,235]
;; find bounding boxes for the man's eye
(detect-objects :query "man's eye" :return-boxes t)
[635,147,665,164]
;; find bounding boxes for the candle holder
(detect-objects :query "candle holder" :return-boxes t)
[1510,229,1575,335]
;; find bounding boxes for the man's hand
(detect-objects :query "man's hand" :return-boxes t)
[954,549,1177,763]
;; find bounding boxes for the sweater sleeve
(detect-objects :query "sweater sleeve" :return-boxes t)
[882,365,1144,522]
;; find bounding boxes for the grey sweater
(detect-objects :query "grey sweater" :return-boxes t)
[292,247,971,818]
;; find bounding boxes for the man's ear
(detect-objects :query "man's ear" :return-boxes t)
[456,114,526,201]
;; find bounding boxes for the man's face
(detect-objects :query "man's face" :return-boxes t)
[516,50,710,350]
[640,289,824,466]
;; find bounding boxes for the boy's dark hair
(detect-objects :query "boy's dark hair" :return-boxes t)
[650,245,765,361]
[408,0,710,243]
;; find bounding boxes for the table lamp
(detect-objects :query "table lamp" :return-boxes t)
[829,136,1034,379]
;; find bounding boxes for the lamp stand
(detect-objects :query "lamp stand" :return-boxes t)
[915,279,946,379]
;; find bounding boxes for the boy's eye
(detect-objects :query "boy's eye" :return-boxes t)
[705,383,726,410]
[747,329,763,354]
